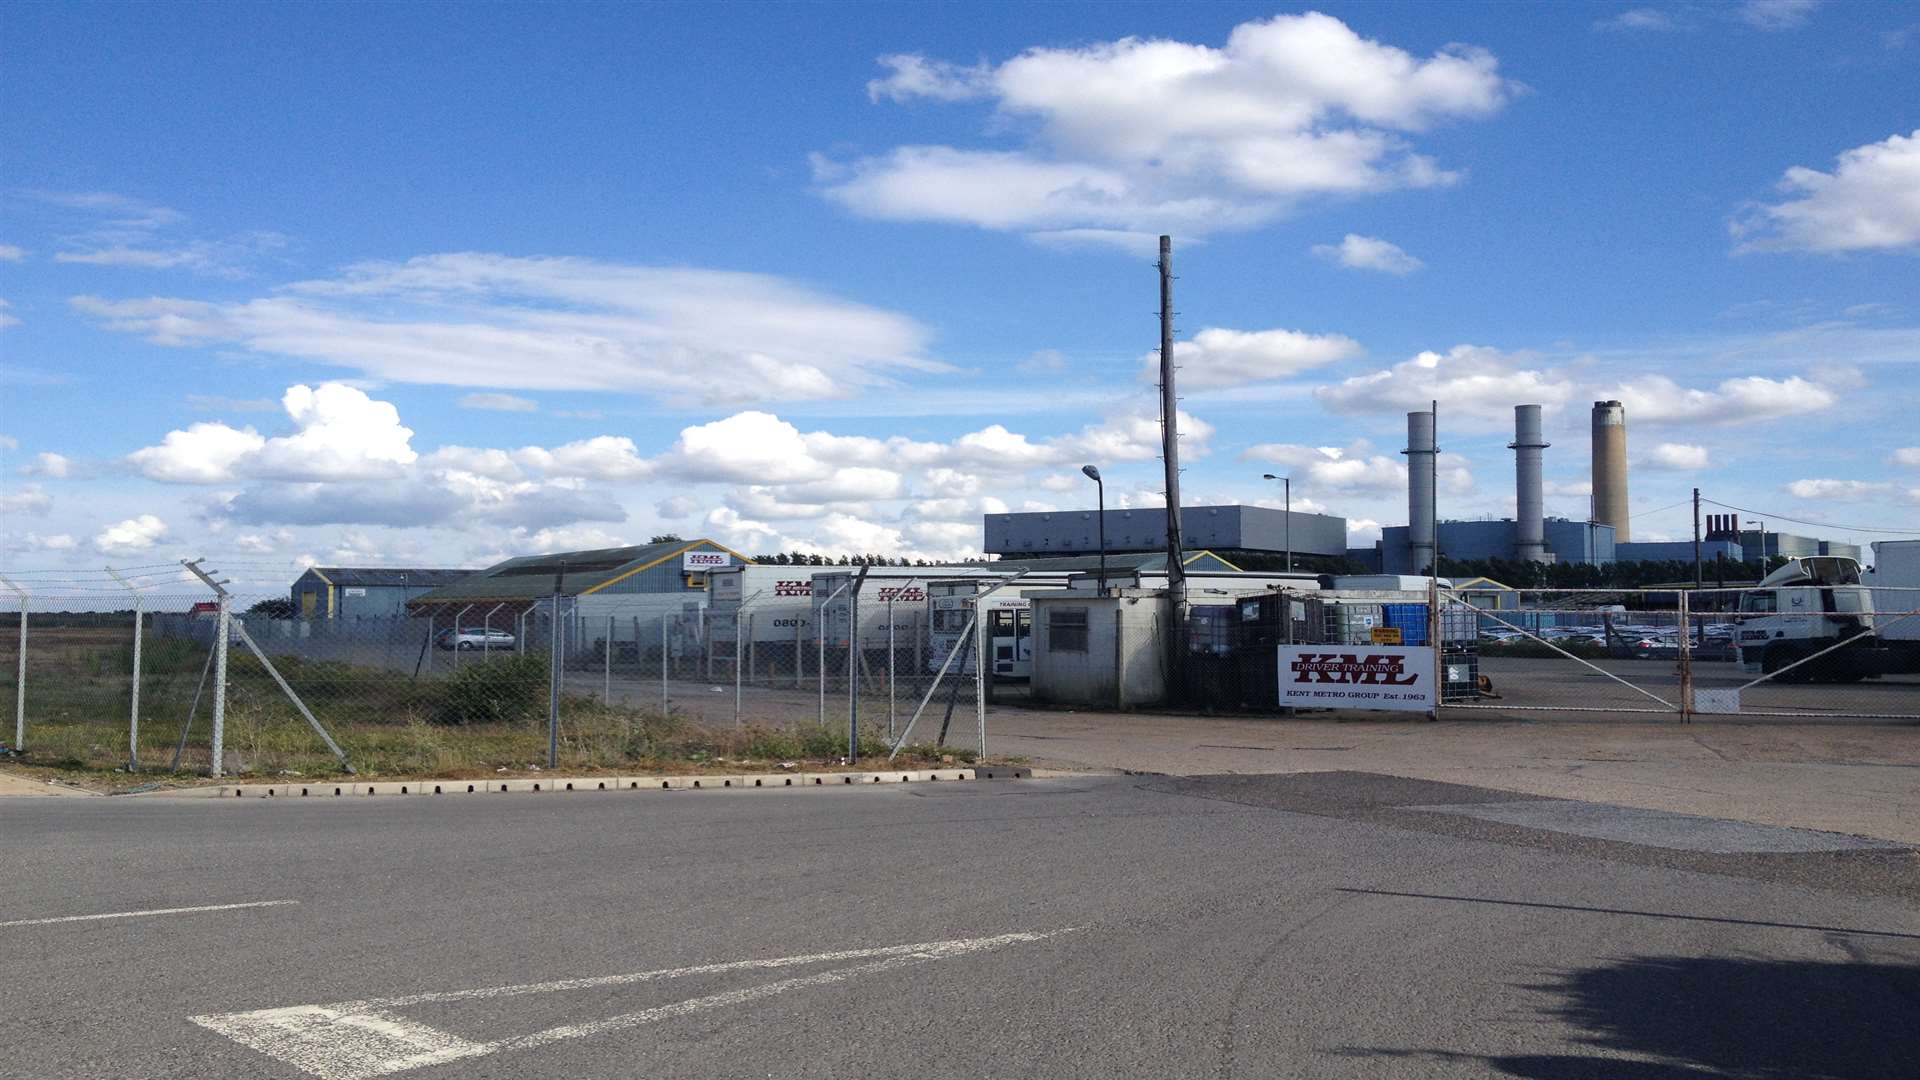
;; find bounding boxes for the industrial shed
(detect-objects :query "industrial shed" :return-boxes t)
[406,539,752,616]
[291,567,472,619]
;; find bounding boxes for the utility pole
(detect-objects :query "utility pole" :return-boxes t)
[1157,235,1187,684]
[1692,487,1702,590]
[180,559,231,776]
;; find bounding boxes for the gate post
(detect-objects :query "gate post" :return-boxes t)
[1678,589,1693,723]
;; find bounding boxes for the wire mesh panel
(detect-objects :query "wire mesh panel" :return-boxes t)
[1447,588,1684,716]
[1692,584,1920,720]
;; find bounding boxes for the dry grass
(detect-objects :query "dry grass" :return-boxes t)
[1,627,977,791]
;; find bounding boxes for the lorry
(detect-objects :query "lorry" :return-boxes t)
[1735,543,1920,682]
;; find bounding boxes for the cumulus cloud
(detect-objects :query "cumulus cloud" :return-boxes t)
[1784,478,1898,502]
[1310,234,1424,274]
[19,452,72,478]
[13,532,76,552]
[1,484,53,515]
[1318,344,1841,429]
[1894,447,1920,468]
[71,253,943,406]
[654,495,700,519]
[1601,374,1837,424]
[822,13,1517,237]
[0,244,25,261]
[95,514,168,555]
[1642,443,1712,471]
[1143,327,1362,391]
[1241,439,1472,495]
[1733,130,1920,253]
[129,383,415,484]
[1316,345,1576,426]
[458,392,538,412]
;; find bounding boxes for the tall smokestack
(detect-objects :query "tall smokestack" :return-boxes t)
[1591,400,1630,542]
[1404,409,1437,573]
[1511,404,1549,562]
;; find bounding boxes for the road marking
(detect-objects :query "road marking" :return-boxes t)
[193,929,1070,1080]
[0,899,298,928]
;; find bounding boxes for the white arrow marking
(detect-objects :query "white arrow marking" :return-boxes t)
[192,929,1069,1080]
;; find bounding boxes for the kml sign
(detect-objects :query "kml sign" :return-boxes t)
[682,551,733,571]
[1277,645,1435,712]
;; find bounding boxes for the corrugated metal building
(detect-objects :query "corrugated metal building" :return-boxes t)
[985,504,1347,558]
[291,567,472,619]
[407,539,751,615]
[1377,518,1616,572]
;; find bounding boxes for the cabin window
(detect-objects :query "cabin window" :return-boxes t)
[1049,607,1089,652]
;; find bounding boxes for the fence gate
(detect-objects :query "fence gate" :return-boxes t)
[1440,588,1684,718]
[1688,584,1920,721]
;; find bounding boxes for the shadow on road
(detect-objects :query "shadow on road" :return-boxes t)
[1354,954,1920,1078]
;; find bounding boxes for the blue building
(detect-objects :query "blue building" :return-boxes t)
[1375,518,1616,573]
[291,567,472,619]
[1616,539,1745,563]
[408,539,750,614]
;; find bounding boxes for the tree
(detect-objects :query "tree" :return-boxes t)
[247,597,296,619]
[649,533,684,544]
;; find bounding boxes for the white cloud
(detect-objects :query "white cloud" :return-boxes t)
[1642,443,1712,470]
[458,392,538,412]
[1785,478,1896,502]
[1739,1,1819,30]
[1893,447,1920,468]
[71,253,943,406]
[1242,439,1472,495]
[95,514,168,555]
[654,495,700,519]
[1317,345,1576,427]
[1602,374,1837,424]
[0,435,16,450]
[0,244,25,261]
[1310,234,1424,274]
[17,532,76,552]
[508,525,630,554]
[514,435,654,481]
[822,13,1517,236]
[0,299,17,330]
[1026,229,1175,256]
[19,452,70,478]
[1734,130,1920,253]
[1598,8,1676,30]
[233,529,294,554]
[0,484,52,515]
[420,445,523,481]
[129,383,416,484]
[1347,519,1383,544]
[1143,327,1363,391]
[1016,349,1068,374]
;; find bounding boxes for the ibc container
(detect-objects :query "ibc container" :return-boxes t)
[1382,603,1429,646]
[1333,602,1382,645]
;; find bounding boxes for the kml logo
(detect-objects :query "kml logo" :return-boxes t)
[774,580,813,597]
[1289,653,1420,685]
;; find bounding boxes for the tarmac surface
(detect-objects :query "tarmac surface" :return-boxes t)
[5,773,1916,1079]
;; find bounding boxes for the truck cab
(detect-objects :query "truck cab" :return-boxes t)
[1737,557,1874,680]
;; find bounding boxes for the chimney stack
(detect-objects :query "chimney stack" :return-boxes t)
[1510,404,1549,562]
[1404,409,1437,573]
[1591,400,1630,542]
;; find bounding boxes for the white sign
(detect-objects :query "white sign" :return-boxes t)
[342,588,366,597]
[1694,688,1740,714]
[1278,645,1436,712]
[681,551,733,571]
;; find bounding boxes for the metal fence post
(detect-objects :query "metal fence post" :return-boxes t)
[660,616,669,712]
[211,594,230,777]
[604,614,613,706]
[1678,589,1693,724]
[106,567,144,770]
[795,618,804,689]
[734,615,743,729]
[974,597,988,758]
[0,574,27,751]
[887,597,897,740]
[547,594,561,769]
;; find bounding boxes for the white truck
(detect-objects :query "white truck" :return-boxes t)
[1736,543,1920,681]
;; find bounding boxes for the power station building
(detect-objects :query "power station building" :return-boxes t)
[983,504,1347,560]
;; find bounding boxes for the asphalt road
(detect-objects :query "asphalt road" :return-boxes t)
[5,774,1917,1079]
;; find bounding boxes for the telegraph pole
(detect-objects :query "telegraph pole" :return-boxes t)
[1158,235,1187,684]
[1692,487,1703,590]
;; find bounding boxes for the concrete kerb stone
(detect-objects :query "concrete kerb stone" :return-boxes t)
[144,766,1032,799]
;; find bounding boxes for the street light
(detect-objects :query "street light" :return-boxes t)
[1745,518,1768,562]
[1081,464,1106,591]
[1262,474,1293,572]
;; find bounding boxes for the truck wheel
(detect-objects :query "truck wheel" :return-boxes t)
[1761,643,1809,683]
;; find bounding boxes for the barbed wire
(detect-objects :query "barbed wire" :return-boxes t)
[1701,498,1920,537]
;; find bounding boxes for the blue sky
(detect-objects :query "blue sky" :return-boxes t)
[3,1,1917,580]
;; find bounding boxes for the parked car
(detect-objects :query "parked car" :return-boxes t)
[436,627,516,651]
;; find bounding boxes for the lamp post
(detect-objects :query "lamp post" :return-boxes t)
[1746,518,1768,563]
[1081,465,1106,590]
[1262,474,1292,572]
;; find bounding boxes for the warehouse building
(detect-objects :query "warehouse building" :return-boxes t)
[1615,539,1746,563]
[984,504,1347,560]
[407,539,750,615]
[290,567,471,619]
